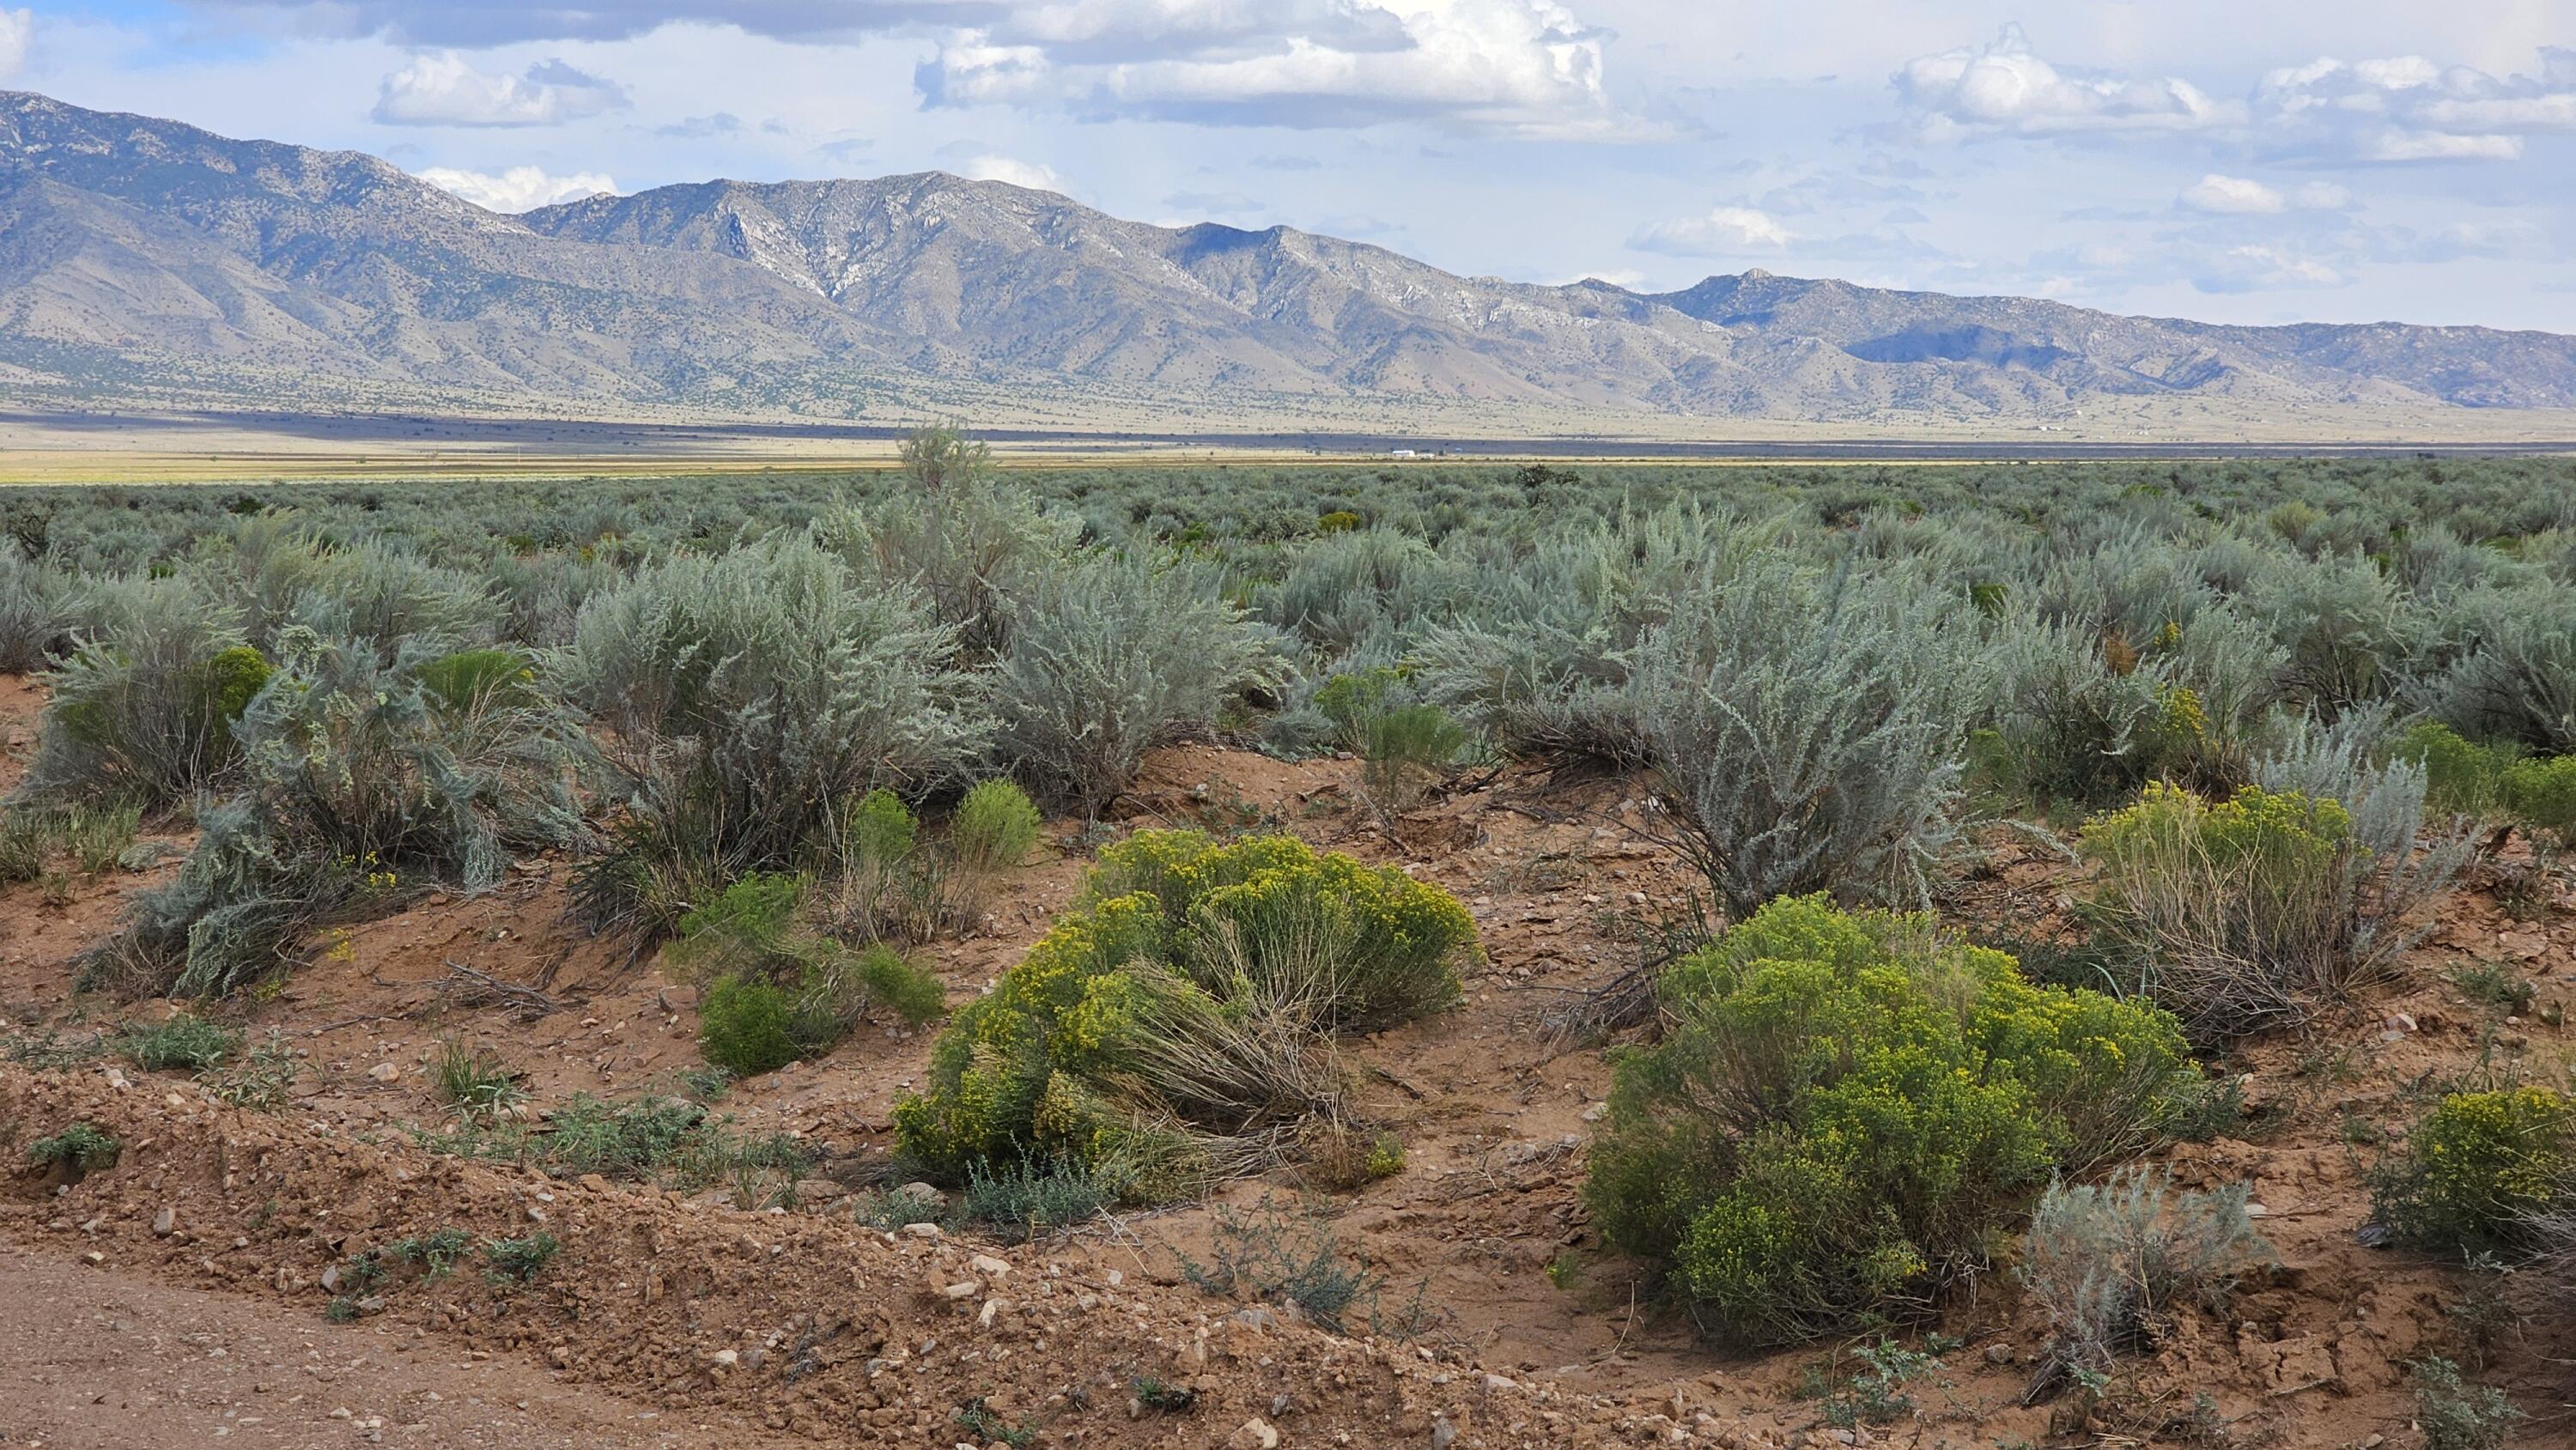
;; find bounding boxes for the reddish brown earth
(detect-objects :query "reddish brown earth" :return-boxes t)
[4,676,2574,1447]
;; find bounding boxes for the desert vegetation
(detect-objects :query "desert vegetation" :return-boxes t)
[3,443,2573,1446]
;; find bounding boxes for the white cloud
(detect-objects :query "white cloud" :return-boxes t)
[2195,244,2345,294]
[920,0,1644,139]
[2257,46,2576,161]
[2178,174,2354,214]
[1894,24,2236,139]
[1631,205,1792,257]
[416,164,618,211]
[0,8,31,82]
[2179,174,2284,215]
[373,52,629,126]
[960,154,1068,193]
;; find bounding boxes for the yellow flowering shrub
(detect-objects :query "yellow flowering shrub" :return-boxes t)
[1585,895,2199,1345]
[2372,1086,2574,1253]
[893,830,1474,1196]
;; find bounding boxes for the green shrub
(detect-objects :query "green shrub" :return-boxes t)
[2020,1169,2270,1374]
[2500,755,2576,850]
[2396,722,2518,819]
[892,830,1473,1198]
[2080,780,2460,1044]
[28,1120,119,1174]
[677,873,945,1074]
[952,779,1042,875]
[123,1012,240,1071]
[1357,703,1472,815]
[952,1158,1112,1241]
[388,1227,474,1278]
[2372,1087,2574,1254]
[416,648,536,713]
[483,1232,557,1284]
[1583,895,2199,1345]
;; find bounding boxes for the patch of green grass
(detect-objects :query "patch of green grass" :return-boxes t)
[1179,1195,1378,1332]
[2451,962,2537,1015]
[952,1159,1110,1241]
[428,1039,523,1116]
[122,1013,240,1072]
[951,1397,1037,1449]
[201,1035,300,1112]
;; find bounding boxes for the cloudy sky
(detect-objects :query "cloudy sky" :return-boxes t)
[7,1,2575,330]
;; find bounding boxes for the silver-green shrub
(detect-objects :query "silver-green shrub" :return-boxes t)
[556,534,992,862]
[2020,1169,2271,1373]
[1632,559,1979,918]
[992,551,1280,813]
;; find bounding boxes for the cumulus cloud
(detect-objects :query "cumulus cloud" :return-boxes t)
[920,0,1642,138]
[416,164,618,211]
[2256,46,2576,162]
[1630,205,1792,257]
[374,53,629,126]
[1894,24,2236,139]
[2178,174,2353,215]
[206,0,975,46]
[959,154,1069,193]
[0,8,30,82]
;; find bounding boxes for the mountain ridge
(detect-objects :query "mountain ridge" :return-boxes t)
[6,88,2576,427]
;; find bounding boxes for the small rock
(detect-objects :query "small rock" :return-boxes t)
[792,1179,841,1204]
[1581,1101,1608,1123]
[969,1253,1012,1277]
[939,1279,981,1301]
[1982,1344,2016,1365]
[1234,1417,1280,1449]
[1431,1418,1458,1449]
[2385,1012,2417,1034]
[710,1350,738,1368]
[81,1251,105,1267]
[902,1222,944,1241]
[899,1182,950,1210]
[978,1296,1009,1328]
[367,1063,400,1083]
[153,1206,179,1238]
[2245,1202,2270,1218]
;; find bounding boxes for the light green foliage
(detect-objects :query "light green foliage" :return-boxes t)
[387,1227,474,1277]
[2397,722,2518,819]
[556,534,991,933]
[1583,895,2199,1345]
[19,597,270,811]
[2020,1169,2271,1372]
[0,802,142,883]
[675,872,945,1076]
[2500,754,2576,850]
[952,779,1042,875]
[123,1012,240,1071]
[28,1120,120,1174]
[416,648,535,712]
[428,1039,523,1116]
[891,830,1473,1198]
[2372,1087,2574,1254]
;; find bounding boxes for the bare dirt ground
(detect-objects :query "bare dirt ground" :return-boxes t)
[4,676,2574,1448]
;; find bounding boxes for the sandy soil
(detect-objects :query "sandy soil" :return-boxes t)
[3,676,2574,1448]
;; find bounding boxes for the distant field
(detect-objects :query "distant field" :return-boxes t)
[4,403,2574,482]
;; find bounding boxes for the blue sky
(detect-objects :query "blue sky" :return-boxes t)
[8,0,2575,331]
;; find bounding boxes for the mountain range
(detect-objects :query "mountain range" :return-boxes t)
[6,88,2576,432]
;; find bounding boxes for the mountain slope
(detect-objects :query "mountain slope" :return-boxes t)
[7,88,2576,424]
